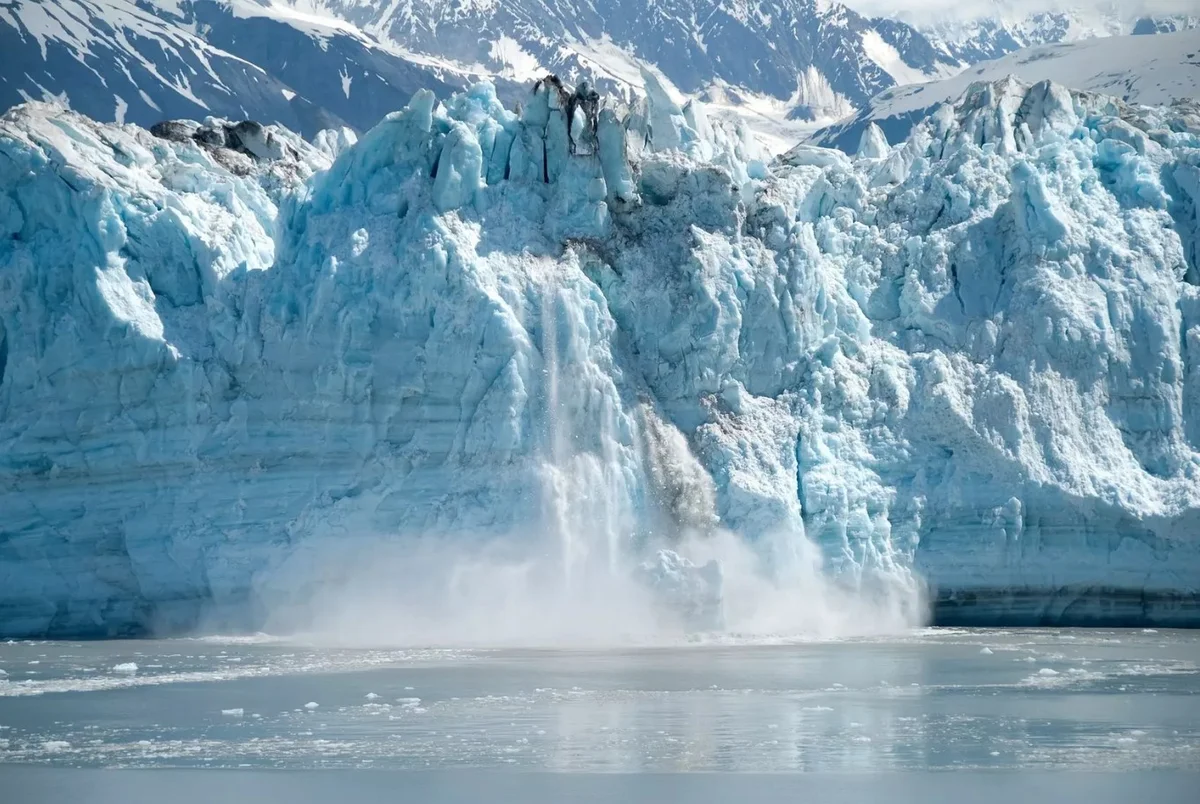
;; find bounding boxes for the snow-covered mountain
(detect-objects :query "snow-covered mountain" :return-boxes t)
[810,27,1200,151]
[0,0,518,140]
[301,0,966,115]
[0,0,969,148]
[870,1,1199,64]
[2,73,1199,638]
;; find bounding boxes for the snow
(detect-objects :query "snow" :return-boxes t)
[1,74,1199,638]
[488,35,543,83]
[860,29,953,87]
[813,27,1200,151]
[223,0,367,41]
[1,0,966,156]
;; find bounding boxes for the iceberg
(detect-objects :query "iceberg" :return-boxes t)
[1,76,1198,639]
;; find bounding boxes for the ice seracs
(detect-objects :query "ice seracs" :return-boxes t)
[812,27,1200,153]
[1,74,1199,638]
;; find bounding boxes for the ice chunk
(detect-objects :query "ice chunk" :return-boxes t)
[312,127,357,160]
[221,708,244,717]
[855,123,889,160]
[637,550,724,631]
[112,663,138,674]
[431,121,484,212]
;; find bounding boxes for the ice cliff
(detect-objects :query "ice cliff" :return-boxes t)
[2,76,1199,638]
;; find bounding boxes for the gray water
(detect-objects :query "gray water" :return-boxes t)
[1,629,1198,800]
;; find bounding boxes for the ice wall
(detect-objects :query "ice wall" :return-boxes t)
[1,77,1199,638]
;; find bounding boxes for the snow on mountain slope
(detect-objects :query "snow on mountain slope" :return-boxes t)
[311,0,963,114]
[810,27,1200,151]
[0,0,501,139]
[857,1,1199,64]
[2,74,1199,638]
[0,0,346,134]
[0,0,967,152]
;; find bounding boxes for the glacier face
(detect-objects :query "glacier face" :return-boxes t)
[1,76,1200,639]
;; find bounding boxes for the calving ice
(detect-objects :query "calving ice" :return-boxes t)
[0,74,1198,640]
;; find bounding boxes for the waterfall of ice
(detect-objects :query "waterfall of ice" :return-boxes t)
[537,278,640,599]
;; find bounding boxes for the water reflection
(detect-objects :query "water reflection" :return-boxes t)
[0,630,1198,771]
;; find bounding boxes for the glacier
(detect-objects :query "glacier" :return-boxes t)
[1,75,1199,639]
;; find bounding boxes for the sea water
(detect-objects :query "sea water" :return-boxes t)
[1,629,1197,801]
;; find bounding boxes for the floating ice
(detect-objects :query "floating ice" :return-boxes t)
[304,702,319,710]
[221,708,245,717]
[112,663,139,674]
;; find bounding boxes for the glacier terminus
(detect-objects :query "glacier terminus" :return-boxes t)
[1,73,1199,640]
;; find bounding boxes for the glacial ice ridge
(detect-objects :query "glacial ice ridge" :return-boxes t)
[1,76,1200,638]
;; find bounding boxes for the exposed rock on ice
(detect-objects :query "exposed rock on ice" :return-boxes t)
[1,76,1199,637]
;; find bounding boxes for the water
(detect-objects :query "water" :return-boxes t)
[1,628,1198,771]
[2,629,1198,801]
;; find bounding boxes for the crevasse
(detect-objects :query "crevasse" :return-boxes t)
[1,76,1198,639]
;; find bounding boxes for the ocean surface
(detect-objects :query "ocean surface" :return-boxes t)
[1,628,1198,801]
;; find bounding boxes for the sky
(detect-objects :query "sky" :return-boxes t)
[844,0,1199,24]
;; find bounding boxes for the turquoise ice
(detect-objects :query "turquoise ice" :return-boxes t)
[0,77,1198,638]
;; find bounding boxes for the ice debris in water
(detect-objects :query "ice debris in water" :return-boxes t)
[304,702,319,710]
[221,708,245,717]
[637,550,724,631]
[0,73,1199,640]
[112,663,138,674]
[41,741,70,753]
[980,647,994,655]
[364,693,381,700]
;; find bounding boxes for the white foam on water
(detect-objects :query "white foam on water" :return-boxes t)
[0,649,474,697]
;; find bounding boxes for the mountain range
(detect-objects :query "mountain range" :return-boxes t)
[811,25,1200,151]
[4,0,1192,151]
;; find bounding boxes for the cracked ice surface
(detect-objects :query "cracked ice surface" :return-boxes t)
[1,76,1199,638]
